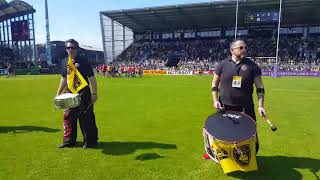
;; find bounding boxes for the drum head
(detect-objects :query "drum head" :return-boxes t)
[204,111,256,142]
[55,93,77,100]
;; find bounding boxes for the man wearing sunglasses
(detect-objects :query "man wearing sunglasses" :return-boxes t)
[212,39,267,120]
[56,39,98,149]
[203,39,267,160]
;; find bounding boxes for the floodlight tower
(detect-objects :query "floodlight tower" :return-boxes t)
[235,0,239,39]
[45,0,52,65]
[274,0,282,78]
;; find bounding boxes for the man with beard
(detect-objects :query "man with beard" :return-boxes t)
[203,39,267,160]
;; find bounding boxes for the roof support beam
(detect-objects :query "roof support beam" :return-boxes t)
[148,9,175,30]
[0,9,35,22]
[102,1,320,32]
[0,4,10,10]
[176,7,200,28]
[123,12,151,30]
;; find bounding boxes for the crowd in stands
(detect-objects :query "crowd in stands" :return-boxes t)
[0,60,54,69]
[95,63,144,77]
[0,60,61,75]
[2,35,320,74]
[113,36,320,72]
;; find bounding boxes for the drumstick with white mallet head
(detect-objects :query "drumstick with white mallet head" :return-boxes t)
[261,112,277,132]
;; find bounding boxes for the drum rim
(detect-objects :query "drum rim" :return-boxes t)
[204,110,257,143]
[203,128,256,144]
[54,93,81,109]
[55,93,79,99]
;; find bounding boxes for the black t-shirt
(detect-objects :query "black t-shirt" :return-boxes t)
[60,54,94,84]
[214,58,262,106]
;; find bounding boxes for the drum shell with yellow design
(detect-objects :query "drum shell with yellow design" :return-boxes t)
[203,111,257,174]
[54,93,81,109]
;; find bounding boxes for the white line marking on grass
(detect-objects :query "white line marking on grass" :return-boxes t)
[272,89,320,93]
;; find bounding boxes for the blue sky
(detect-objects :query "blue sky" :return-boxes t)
[20,0,219,49]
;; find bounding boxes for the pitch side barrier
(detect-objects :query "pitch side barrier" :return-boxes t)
[143,70,213,75]
[167,70,193,75]
[0,69,8,76]
[143,70,168,75]
[143,70,320,77]
[262,71,320,77]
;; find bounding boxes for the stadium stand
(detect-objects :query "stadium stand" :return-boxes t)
[0,0,36,75]
[100,0,320,74]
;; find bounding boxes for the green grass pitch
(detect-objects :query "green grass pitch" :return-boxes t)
[0,75,319,180]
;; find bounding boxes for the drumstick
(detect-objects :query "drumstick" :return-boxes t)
[61,85,68,94]
[261,113,277,132]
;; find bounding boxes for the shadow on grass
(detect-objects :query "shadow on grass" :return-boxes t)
[135,153,164,161]
[97,141,177,156]
[228,156,320,180]
[0,126,60,133]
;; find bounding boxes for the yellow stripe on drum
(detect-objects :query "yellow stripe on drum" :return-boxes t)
[211,136,258,174]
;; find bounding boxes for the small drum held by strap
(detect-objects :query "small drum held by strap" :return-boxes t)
[54,93,81,109]
[203,110,257,173]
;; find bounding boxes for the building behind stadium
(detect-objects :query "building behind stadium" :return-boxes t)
[0,0,104,75]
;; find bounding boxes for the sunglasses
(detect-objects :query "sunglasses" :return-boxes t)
[234,46,247,50]
[66,46,77,50]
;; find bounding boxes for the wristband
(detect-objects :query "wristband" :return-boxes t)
[211,87,219,92]
[256,88,265,94]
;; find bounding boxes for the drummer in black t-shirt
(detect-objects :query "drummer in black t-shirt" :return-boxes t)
[56,39,98,149]
[204,39,267,160]
[212,39,267,120]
